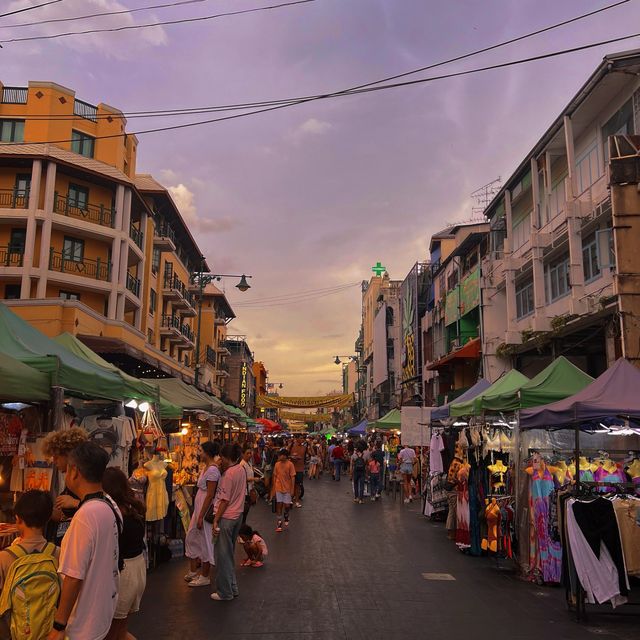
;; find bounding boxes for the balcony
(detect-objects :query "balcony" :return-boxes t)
[49,250,111,282]
[215,343,231,357]
[206,345,217,366]
[74,99,98,123]
[162,273,196,315]
[129,222,144,250]
[0,189,29,209]
[216,360,230,377]
[180,323,195,345]
[53,193,115,229]
[1,87,27,104]
[0,246,24,267]
[160,314,181,340]
[153,222,176,252]
[126,272,141,298]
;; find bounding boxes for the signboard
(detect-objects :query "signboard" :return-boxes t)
[444,288,459,326]
[240,362,248,409]
[372,303,388,388]
[400,271,418,383]
[401,406,432,446]
[444,267,480,326]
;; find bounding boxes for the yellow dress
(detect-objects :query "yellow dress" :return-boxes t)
[145,459,169,522]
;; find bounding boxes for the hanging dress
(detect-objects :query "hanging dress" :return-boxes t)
[145,459,169,522]
[456,464,471,549]
[529,466,562,583]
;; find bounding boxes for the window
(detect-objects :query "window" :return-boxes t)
[547,178,566,223]
[59,290,80,301]
[9,228,26,253]
[149,288,157,315]
[582,235,601,283]
[4,284,20,300]
[515,280,534,319]
[152,248,161,275]
[575,142,602,195]
[68,184,89,209]
[0,120,24,143]
[544,254,570,302]
[62,236,84,262]
[147,329,154,344]
[511,211,531,251]
[603,99,634,163]
[71,130,95,158]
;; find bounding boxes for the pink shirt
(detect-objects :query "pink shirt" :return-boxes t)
[214,464,247,520]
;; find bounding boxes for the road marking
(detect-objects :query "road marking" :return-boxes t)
[421,573,456,581]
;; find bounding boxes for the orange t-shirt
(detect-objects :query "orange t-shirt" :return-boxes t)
[272,460,296,495]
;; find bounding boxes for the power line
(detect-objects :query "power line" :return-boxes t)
[0,0,63,20]
[1,0,214,30]
[231,285,361,308]
[8,27,640,147]
[230,282,361,307]
[0,0,316,44]
[11,0,632,121]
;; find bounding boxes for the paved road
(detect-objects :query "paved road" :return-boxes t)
[130,475,638,639]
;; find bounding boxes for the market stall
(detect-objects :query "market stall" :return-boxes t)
[519,358,640,619]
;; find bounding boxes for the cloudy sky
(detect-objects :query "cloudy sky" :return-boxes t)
[3,0,640,394]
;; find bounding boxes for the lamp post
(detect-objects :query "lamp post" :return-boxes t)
[191,257,252,386]
[333,355,357,365]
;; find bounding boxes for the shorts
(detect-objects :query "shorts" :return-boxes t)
[310,456,320,465]
[114,553,147,619]
[295,471,304,485]
[400,462,414,475]
[276,492,292,504]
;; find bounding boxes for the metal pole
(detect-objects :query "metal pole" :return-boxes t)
[194,256,205,387]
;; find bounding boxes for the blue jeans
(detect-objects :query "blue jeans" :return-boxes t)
[215,516,242,600]
[353,472,365,499]
[369,473,380,497]
[334,460,342,480]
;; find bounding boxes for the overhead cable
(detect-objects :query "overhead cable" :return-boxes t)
[0,0,63,20]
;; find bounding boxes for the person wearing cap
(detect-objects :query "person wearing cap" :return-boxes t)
[269,449,296,532]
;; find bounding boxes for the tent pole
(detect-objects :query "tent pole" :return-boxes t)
[51,385,64,431]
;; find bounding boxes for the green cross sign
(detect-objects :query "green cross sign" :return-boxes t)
[372,262,386,276]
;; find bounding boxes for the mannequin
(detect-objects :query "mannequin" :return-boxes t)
[626,459,640,496]
[482,498,501,553]
[552,459,569,486]
[567,457,595,482]
[144,454,169,522]
[487,459,509,492]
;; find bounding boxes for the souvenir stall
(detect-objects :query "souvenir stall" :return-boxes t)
[519,358,640,620]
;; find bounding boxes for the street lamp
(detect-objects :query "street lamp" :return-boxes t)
[191,258,253,386]
[266,382,284,390]
[334,355,357,365]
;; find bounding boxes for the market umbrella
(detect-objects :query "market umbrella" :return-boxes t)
[431,378,491,422]
[257,418,282,433]
[373,408,401,430]
[0,352,50,402]
[348,419,367,436]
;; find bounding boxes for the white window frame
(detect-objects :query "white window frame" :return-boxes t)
[515,280,534,319]
[544,255,570,303]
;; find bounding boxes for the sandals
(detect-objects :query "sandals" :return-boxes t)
[241,559,253,567]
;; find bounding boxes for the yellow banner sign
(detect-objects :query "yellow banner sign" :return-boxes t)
[257,394,354,409]
[280,411,332,423]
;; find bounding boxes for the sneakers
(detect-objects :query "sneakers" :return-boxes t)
[210,592,233,601]
[184,571,199,583]
[188,575,210,587]
[294,502,302,508]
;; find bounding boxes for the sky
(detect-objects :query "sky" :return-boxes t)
[3,0,640,395]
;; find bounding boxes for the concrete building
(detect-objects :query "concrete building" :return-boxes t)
[423,222,489,405]
[0,80,233,391]
[223,336,255,416]
[481,50,640,381]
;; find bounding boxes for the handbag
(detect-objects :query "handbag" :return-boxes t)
[203,501,215,524]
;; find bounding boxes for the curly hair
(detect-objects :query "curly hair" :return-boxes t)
[42,427,88,457]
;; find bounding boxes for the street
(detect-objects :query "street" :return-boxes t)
[130,476,638,640]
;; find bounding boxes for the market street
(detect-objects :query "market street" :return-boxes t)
[130,477,638,640]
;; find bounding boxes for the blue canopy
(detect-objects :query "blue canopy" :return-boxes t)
[431,379,491,422]
[348,419,368,435]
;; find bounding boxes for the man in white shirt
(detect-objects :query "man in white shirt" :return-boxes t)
[47,441,122,640]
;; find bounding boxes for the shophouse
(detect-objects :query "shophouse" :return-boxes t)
[224,336,256,416]
[0,80,232,388]
[481,50,640,381]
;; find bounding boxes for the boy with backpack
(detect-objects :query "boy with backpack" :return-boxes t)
[0,490,60,640]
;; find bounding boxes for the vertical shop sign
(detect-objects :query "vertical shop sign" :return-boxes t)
[240,362,248,408]
[400,269,418,383]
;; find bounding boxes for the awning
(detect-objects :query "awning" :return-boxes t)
[0,303,129,401]
[431,378,491,421]
[373,408,401,430]
[0,352,50,402]
[148,378,226,416]
[348,419,367,435]
[257,418,282,433]
[427,337,481,371]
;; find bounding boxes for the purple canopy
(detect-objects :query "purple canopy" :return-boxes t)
[519,358,640,429]
[430,378,491,421]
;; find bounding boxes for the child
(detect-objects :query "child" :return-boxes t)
[0,490,60,640]
[270,448,296,532]
[368,457,381,501]
[238,524,268,567]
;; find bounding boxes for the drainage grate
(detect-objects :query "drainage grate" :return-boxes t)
[421,573,456,581]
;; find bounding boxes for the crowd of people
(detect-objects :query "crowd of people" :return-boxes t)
[0,427,421,639]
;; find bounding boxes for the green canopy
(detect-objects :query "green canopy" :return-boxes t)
[450,369,530,416]
[54,333,160,403]
[0,352,50,402]
[490,356,594,411]
[149,378,226,416]
[223,404,251,424]
[0,303,128,401]
[373,408,401,430]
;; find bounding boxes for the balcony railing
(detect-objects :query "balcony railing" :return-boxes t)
[54,193,115,228]
[126,272,141,297]
[0,246,24,267]
[0,189,29,209]
[49,250,111,281]
[161,314,181,332]
[163,273,195,308]
[206,345,217,366]
[129,222,144,249]
[154,222,176,244]
[1,87,28,105]
[74,99,98,123]
[181,323,194,343]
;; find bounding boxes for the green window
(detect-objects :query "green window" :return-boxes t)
[0,120,24,143]
[71,130,95,158]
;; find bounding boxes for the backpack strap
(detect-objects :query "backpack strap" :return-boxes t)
[2,544,28,562]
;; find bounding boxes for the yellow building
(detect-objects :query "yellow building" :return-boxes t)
[0,81,233,394]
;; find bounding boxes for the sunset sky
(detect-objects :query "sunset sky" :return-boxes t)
[3,0,639,394]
